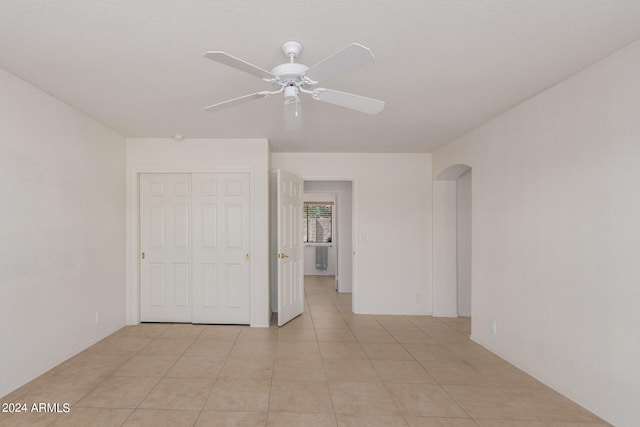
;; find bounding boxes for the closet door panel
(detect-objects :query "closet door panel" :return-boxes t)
[192,173,250,324]
[140,173,192,322]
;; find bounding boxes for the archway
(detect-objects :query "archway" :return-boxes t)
[433,164,472,318]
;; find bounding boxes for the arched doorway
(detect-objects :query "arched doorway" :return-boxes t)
[433,164,472,318]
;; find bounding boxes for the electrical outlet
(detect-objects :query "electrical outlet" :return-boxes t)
[491,320,497,335]
[416,293,422,302]
[95,311,101,324]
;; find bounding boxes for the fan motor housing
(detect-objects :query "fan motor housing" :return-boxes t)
[270,63,309,87]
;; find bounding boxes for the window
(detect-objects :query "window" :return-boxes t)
[303,202,333,243]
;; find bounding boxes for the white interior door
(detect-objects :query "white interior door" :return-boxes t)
[140,173,192,322]
[274,170,304,326]
[192,173,251,324]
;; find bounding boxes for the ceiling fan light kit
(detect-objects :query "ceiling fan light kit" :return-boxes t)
[204,40,385,130]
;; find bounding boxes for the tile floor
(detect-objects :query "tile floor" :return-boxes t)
[1,276,610,427]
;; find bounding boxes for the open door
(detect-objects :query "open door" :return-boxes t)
[272,170,304,326]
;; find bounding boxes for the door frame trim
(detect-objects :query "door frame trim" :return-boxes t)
[298,175,359,314]
[127,165,255,325]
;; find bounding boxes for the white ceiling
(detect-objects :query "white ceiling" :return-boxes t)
[2,1,640,153]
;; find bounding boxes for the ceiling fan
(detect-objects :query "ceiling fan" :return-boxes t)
[203,41,385,130]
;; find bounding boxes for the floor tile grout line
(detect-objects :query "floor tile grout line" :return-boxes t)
[123,328,200,419]
[306,286,341,427]
[266,327,281,422]
[322,282,406,422]
[69,347,141,413]
[199,325,263,418]
[320,276,476,424]
[315,276,408,425]
[8,277,608,426]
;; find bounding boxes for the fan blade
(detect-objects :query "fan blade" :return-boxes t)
[284,97,303,131]
[311,88,385,114]
[302,43,374,84]
[204,51,275,80]
[204,92,270,112]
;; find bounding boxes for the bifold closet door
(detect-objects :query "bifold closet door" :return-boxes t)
[192,173,251,324]
[139,174,192,322]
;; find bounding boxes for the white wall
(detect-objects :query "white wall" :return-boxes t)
[456,169,472,317]
[433,39,640,427]
[433,180,458,317]
[126,138,271,327]
[272,153,432,314]
[0,69,126,398]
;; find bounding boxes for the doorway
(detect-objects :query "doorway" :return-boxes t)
[433,165,472,318]
[303,180,353,295]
